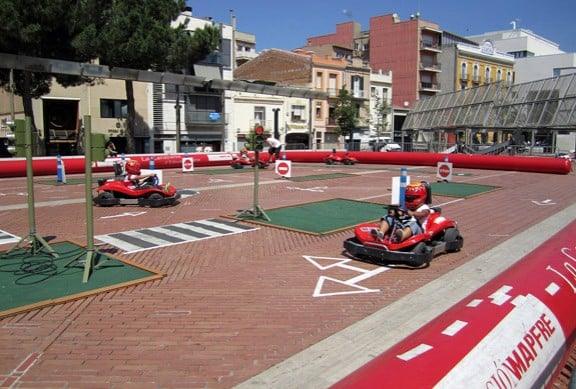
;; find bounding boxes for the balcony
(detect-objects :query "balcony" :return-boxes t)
[419,62,441,72]
[420,82,441,92]
[185,111,226,125]
[327,88,339,97]
[420,41,441,52]
[460,73,469,81]
[351,90,368,99]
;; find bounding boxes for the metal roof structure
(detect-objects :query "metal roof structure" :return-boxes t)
[0,53,327,100]
[403,73,576,131]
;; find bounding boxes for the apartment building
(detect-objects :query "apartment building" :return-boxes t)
[439,32,515,92]
[306,13,442,137]
[467,27,575,83]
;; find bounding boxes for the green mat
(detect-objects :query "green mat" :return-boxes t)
[231,198,384,235]
[288,173,355,182]
[430,182,500,198]
[0,241,164,319]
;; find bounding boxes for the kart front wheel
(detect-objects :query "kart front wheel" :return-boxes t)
[95,191,115,207]
[412,242,428,254]
[148,193,164,208]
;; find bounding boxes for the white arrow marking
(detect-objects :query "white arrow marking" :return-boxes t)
[209,178,231,183]
[286,186,328,192]
[531,199,556,206]
[101,211,147,219]
[304,256,390,297]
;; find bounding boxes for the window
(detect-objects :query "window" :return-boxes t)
[315,102,322,119]
[497,69,502,82]
[352,75,364,97]
[485,67,491,83]
[461,62,468,80]
[291,105,306,122]
[328,74,337,96]
[254,106,265,124]
[316,72,323,89]
[100,99,127,119]
[472,64,480,82]
[382,87,389,101]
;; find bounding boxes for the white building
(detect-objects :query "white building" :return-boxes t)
[467,27,576,83]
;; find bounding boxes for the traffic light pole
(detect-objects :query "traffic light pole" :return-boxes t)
[63,115,109,282]
[6,117,58,257]
[236,149,270,221]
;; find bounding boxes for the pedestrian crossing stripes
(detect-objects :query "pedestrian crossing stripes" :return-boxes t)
[95,218,258,253]
[0,230,20,246]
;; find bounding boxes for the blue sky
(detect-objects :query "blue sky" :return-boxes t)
[187,0,576,54]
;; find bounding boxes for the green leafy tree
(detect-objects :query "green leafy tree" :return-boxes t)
[0,0,100,144]
[372,93,390,141]
[334,88,358,147]
[74,0,188,153]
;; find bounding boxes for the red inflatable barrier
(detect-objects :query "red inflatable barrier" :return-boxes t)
[333,220,576,389]
[0,151,571,178]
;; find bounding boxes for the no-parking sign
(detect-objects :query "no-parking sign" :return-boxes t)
[436,161,453,181]
[182,157,194,172]
[275,160,292,178]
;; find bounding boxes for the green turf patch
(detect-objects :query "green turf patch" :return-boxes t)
[430,182,500,198]
[288,173,355,182]
[0,241,164,319]
[230,198,384,235]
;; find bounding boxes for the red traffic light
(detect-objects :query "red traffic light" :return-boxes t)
[255,125,264,135]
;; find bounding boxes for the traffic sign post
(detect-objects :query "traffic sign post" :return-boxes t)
[275,160,292,178]
[182,156,194,172]
[236,149,271,221]
[437,161,453,182]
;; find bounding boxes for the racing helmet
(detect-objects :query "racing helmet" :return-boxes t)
[241,147,248,154]
[405,181,429,210]
[125,160,141,175]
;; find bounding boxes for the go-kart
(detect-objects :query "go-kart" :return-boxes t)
[93,175,180,207]
[343,205,463,267]
[325,150,358,165]
[230,154,269,169]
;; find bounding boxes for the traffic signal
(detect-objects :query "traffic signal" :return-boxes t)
[91,133,107,161]
[2,119,25,157]
[254,125,265,152]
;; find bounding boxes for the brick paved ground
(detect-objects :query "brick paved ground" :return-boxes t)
[0,161,574,388]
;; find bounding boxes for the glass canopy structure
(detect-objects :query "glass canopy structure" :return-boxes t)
[403,72,576,131]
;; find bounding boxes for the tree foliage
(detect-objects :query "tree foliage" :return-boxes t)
[73,0,220,153]
[334,88,358,140]
[0,0,98,131]
[0,0,221,154]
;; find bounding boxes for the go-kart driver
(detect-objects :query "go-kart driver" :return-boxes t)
[371,206,410,242]
[394,182,432,242]
[239,147,251,162]
[124,160,157,189]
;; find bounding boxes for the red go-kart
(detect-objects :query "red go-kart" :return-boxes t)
[325,150,358,165]
[93,175,180,208]
[343,183,463,267]
[230,152,270,169]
